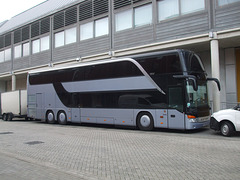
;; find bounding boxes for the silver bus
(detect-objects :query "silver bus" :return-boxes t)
[27,49,220,130]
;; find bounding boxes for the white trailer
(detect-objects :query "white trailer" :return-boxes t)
[1,90,27,121]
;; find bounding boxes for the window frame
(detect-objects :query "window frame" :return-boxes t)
[80,16,109,41]
[157,0,206,22]
[115,3,153,32]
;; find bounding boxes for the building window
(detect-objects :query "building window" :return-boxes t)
[33,36,50,53]
[0,51,4,62]
[218,0,240,6]
[80,22,94,41]
[0,49,12,62]
[80,17,109,41]
[158,0,205,21]
[95,17,109,37]
[55,31,65,48]
[23,42,30,57]
[32,39,40,54]
[135,4,152,27]
[55,27,77,48]
[40,36,50,51]
[115,9,132,31]
[4,48,11,61]
[115,3,152,32]
[181,0,205,14]
[65,27,77,45]
[14,45,22,59]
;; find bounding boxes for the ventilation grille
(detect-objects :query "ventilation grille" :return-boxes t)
[54,12,64,30]
[41,17,50,35]
[31,22,40,38]
[65,7,77,26]
[114,0,131,9]
[114,0,144,9]
[22,26,30,41]
[79,0,109,22]
[14,29,21,44]
[4,33,11,47]
[79,0,93,21]
[94,0,108,16]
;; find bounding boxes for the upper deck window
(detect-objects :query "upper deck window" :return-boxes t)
[136,53,182,75]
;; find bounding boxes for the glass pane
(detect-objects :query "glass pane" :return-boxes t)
[158,0,179,21]
[0,51,4,62]
[135,4,152,27]
[32,39,40,54]
[40,36,49,51]
[14,45,22,59]
[66,27,77,44]
[4,48,11,61]
[95,17,109,37]
[115,9,132,31]
[23,42,30,57]
[181,0,205,14]
[218,0,240,6]
[80,22,93,41]
[55,31,64,48]
[168,87,183,112]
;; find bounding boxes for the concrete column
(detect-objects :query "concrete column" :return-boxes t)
[12,74,16,91]
[210,38,221,112]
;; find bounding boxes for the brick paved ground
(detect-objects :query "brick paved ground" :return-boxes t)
[0,119,240,180]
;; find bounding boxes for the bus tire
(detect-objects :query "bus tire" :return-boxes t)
[46,111,55,124]
[57,111,67,125]
[137,112,154,131]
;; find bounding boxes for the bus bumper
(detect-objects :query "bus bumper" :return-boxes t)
[186,120,210,130]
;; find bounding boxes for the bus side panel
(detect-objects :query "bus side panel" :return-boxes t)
[81,108,134,126]
[28,84,56,120]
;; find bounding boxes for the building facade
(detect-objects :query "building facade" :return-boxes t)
[0,0,240,112]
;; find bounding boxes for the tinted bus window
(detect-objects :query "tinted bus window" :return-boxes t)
[136,53,182,75]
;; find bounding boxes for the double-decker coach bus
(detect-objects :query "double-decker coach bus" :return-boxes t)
[27,49,220,130]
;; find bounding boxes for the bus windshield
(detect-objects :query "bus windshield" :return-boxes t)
[186,81,209,116]
[186,81,208,107]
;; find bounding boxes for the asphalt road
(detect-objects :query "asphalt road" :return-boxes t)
[0,119,240,180]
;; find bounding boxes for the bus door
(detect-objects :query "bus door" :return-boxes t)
[36,93,44,119]
[168,86,185,129]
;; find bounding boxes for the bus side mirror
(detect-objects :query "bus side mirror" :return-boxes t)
[207,78,221,91]
[173,75,198,91]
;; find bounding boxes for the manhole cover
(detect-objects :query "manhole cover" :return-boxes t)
[0,132,13,135]
[25,141,44,145]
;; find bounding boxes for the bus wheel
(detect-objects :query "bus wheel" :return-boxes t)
[137,112,154,131]
[58,111,67,125]
[46,111,55,124]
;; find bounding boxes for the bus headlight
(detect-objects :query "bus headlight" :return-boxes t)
[187,115,197,123]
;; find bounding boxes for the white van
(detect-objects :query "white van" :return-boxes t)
[210,105,240,136]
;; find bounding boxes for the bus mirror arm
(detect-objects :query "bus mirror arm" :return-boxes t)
[173,75,198,91]
[207,78,221,91]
